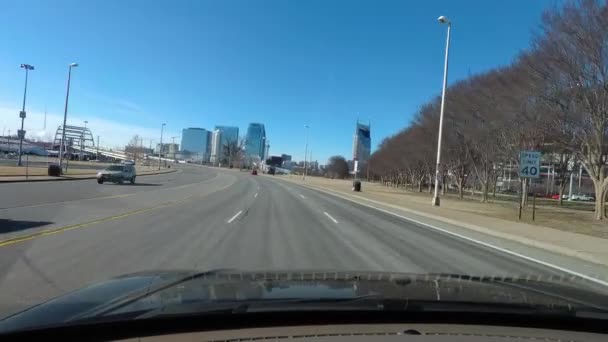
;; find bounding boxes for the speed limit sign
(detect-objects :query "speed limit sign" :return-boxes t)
[519,151,541,178]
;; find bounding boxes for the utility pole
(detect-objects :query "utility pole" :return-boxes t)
[58,63,79,172]
[17,64,34,166]
[432,15,452,207]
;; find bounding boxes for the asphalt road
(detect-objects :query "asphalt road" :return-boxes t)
[0,165,606,318]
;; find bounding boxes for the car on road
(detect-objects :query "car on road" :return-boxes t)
[97,164,136,184]
[251,169,258,175]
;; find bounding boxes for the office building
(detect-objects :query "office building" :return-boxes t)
[210,129,221,165]
[206,131,212,162]
[215,125,239,146]
[156,143,179,157]
[352,121,371,168]
[245,123,266,160]
[281,154,292,162]
[181,128,208,161]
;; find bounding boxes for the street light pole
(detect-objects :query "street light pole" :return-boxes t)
[303,125,309,180]
[17,64,34,166]
[432,16,451,207]
[58,63,79,172]
[158,123,166,170]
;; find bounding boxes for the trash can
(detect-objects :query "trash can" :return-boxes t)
[352,180,361,192]
[48,164,62,177]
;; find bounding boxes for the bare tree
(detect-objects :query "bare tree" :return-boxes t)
[327,155,349,179]
[529,0,608,218]
[125,134,142,163]
[222,136,246,168]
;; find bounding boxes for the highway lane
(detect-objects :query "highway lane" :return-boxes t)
[0,166,212,210]
[0,166,606,318]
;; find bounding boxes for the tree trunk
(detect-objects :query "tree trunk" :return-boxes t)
[593,181,604,220]
[471,178,476,196]
[558,183,565,206]
[458,178,464,199]
[427,174,433,193]
[481,178,489,203]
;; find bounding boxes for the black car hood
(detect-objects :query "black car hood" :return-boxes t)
[1,270,606,333]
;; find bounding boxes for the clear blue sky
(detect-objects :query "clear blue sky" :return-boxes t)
[0,0,556,163]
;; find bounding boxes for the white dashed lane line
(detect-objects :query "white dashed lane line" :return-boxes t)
[227,210,243,223]
[323,211,339,224]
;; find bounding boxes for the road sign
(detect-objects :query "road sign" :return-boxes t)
[519,151,541,178]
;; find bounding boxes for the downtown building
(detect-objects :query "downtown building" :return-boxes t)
[181,127,209,161]
[352,121,371,172]
[245,123,266,161]
[210,125,239,165]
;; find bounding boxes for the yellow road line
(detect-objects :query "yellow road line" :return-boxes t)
[0,180,235,248]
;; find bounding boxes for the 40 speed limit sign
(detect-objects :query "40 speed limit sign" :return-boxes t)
[519,151,541,178]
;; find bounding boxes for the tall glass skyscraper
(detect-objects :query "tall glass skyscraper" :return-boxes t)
[245,123,266,160]
[352,121,371,164]
[215,126,239,146]
[181,128,208,160]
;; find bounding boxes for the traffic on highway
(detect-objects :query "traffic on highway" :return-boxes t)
[1,0,608,340]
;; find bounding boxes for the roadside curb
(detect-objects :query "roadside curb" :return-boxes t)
[0,169,178,184]
[277,177,606,266]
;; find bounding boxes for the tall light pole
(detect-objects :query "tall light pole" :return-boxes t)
[58,63,79,171]
[158,123,166,170]
[432,16,451,207]
[303,125,309,180]
[17,64,34,166]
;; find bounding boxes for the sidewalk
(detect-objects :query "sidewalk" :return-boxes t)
[278,175,608,266]
[0,167,177,183]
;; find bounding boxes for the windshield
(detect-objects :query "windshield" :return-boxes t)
[0,0,607,333]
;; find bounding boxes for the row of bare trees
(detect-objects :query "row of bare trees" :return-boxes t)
[369,0,608,219]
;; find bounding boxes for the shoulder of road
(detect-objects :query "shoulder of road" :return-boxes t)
[275,175,608,267]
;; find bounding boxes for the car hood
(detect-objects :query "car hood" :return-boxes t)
[1,270,606,333]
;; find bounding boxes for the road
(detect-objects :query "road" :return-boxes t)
[0,165,606,318]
